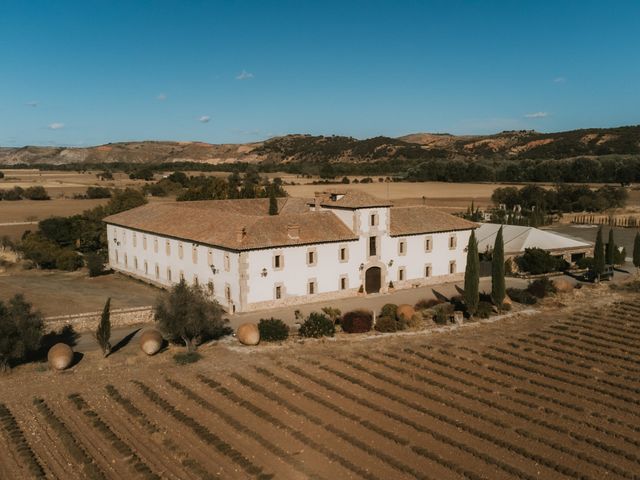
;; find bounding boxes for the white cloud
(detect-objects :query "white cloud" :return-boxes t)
[48,122,64,130]
[156,93,167,101]
[199,115,211,123]
[236,70,254,80]
[553,77,566,83]
[524,112,549,119]
[26,101,39,107]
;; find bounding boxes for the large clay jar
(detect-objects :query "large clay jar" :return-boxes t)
[139,329,163,356]
[237,323,260,346]
[48,343,74,371]
[396,304,416,322]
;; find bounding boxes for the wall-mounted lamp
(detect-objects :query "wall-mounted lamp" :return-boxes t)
[388,259,394,267]
[210,265,218,274]
[359,263,364,271]
[261,268,268,277]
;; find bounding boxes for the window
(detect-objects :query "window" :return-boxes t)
[370,213,378,226]
[275,285,282,300]
[224,253,230,271]
[425,236,433,252]
[167,268,172,282]
[192,246,198,263]
[398,239,406,256]
[398,267,405,282]
[134,257,138,270]
[308,280,316,295]
[307,248,317,266]
[155,264,160,279]
[449,260,456,274]
[273,253,283,270]
[449,234,457,250]
[339,246,348,262]
[425,264,432,277]
[115,251,119,263]
[154,238,158,253]
[124,254,128,267]
[143,235,147,250]
[165,240,171,256]
[369,236,377,256]
[178,242,184,259]
[144,260,148,274]
[225,285,231,301]
[207,249,213,265]
[133,233,137,248]
[340,276,348,290]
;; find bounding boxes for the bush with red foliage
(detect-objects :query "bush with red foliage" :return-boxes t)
[341,310,373,333]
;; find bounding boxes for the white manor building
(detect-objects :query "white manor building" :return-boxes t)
[104,191,476,313]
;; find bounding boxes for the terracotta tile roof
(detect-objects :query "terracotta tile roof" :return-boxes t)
[103,198,357,251]
[390,206,477,236]
[311,190,393,209]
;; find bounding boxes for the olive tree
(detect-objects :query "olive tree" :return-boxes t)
[0,294,44,371]
[154,279,229,352]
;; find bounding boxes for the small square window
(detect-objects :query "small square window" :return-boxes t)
[154,238,159,253]
[307,248,317,266]
[274,254,283,269]
[142,235,147,250]
[449,261,456,274]
[398,240,406,256]
[308,281,315,295]
[224,253,230,271]
[398,268,405,281]
[275,285,282,299]
[425,265,432,277]
[155,264,160,279]
[166,240,171,256]
[340,247,347,261]
[167,267,172,281]
[449,234,457,250]
[178,243,184,259]
[134,257,138,270]
[425,236,433,252]
[370,213,377,226]
[340,277,347,290]
[192,246,198,263]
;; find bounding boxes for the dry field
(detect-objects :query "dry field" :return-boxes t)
[1,294,639,479]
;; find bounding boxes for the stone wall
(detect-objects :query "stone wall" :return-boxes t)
[44,306,154,333]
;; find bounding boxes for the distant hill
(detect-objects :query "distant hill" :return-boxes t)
[0,125,639,167]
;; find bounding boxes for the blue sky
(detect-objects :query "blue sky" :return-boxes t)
[1,0,639,146]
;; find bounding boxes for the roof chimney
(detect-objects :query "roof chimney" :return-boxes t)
[287,224,300,240]
[236,226,246,243]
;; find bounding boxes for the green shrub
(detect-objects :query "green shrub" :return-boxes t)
[258,318,289,341]
[86,252,106,277]
[299,312,335,338]
[576,256,594,270]
[374,316,398,332]
[433,303,454,324]
[56,250,83,271]
[516,248,568,274]
[527,277,557,298]
[380,303,398,319]
[341,310,373,333]
[506,287,537,305]
[173,351,202,365]
[476,301,493,319]
[321,306,342,324]
[86,187,111,199]
[23,186,50,200]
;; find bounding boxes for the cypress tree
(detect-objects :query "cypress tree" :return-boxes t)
[464,230,479,317]
[633,231,640,271]
[491,226,505,308]
[96,297,112,357]
[593,227,605,275]
[268,186,278,216]
[606,228,615,265]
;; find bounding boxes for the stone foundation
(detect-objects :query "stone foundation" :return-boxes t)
[45,306,154,333]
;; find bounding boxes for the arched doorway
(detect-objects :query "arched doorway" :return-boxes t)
[365,266,382,294]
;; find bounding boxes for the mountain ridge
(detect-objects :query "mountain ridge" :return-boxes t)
[1,125,639,167]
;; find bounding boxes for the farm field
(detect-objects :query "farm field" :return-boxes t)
[1,294,639,479]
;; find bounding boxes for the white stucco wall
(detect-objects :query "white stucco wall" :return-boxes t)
[244,240,361,305]
[107,224,241,310]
